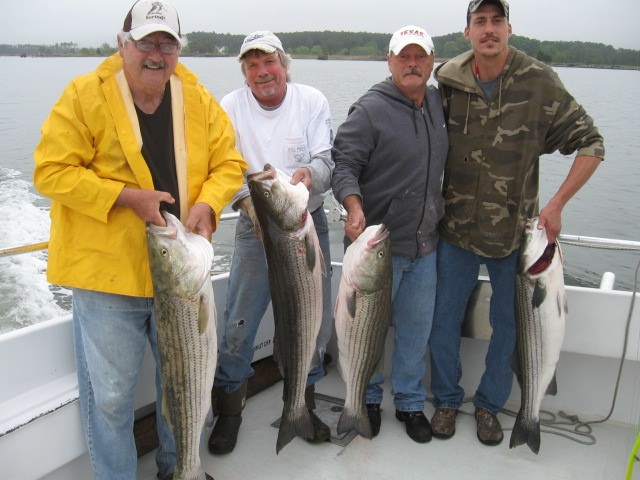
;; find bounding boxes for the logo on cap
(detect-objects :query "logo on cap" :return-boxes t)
[146,2,166,21]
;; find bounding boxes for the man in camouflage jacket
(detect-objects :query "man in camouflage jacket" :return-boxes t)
[428,0,604,446]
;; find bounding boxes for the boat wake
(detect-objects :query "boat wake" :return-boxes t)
[0,168,67,334]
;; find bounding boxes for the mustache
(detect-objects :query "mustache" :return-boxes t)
[256,76,276,85]
[481,35,500,43]
[402,68,423,77]
[142,59,166,68]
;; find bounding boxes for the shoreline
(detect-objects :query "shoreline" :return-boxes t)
[5,53,640,70]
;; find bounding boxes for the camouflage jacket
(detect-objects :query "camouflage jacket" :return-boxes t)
[434,47,605,258]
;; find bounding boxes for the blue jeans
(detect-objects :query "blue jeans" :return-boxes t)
[72,288,175,480]
[214,207,332,393]
[366,250,437,412]
[429,239,517,414]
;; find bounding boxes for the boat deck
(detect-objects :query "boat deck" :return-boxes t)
[46,360,639,480]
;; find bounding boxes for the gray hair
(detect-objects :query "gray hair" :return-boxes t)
[240,50,292,82]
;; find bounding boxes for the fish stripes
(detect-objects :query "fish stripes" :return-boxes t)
[335,225,392,439]
[147,212,217,480]
[510,217,566,454]
[248,164,324,454]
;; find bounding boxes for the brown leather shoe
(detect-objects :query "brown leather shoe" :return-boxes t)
[475,407,504,446]
[431,408,457,439]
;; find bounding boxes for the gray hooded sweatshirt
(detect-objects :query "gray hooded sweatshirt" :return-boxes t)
[332,78,448,258]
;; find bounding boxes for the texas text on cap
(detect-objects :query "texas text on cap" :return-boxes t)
[467,0,510,19]
[238,31,284,60]
[388,25,434,55]
[123,0,183,44]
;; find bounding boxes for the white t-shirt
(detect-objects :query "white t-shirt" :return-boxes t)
[221,83,333,211]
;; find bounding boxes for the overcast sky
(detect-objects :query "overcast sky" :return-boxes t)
[2,0,639,50]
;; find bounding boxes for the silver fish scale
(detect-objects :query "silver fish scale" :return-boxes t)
[266,231,322,453]
[339,288,390,436]
[514,274,545,424]
[155,294,212,479]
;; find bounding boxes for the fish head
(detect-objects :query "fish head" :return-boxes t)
[342,224,392,293]
[146,211,213,297]
[518,217,563,279]
[248,163,310,233]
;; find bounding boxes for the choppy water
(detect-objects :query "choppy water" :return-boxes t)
[0,56,639,334]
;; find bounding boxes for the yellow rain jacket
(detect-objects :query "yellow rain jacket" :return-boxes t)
[34,54,247,297]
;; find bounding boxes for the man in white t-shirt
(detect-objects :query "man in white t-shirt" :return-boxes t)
[208,31,335,455]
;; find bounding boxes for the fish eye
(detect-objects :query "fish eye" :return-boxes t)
[263,191,270,198]
[160,248,168,256]
[378,251,385,259]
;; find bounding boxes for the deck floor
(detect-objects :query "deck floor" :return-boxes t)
[131,363,639,480]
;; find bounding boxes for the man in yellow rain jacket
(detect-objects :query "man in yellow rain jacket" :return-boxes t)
[33,2,246,479]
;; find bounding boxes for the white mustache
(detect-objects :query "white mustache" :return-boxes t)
[142,59,166,68]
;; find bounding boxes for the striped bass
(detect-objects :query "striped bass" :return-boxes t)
[248,164,324,454]
[335,224,391,439]
[510,217,567,454]
[147,211,217,479]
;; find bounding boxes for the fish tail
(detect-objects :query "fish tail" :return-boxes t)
[509,412,541,454]
[338,406,373,439]
[276,405,314,454]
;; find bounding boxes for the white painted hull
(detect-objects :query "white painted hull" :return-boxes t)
[1,263,639,479]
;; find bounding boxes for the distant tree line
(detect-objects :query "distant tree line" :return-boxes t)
[0,42,117,57]
[2,31,639,67]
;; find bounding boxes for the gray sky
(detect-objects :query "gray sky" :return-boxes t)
[2,0,639,50]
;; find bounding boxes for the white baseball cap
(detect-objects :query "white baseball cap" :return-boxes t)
[123,0,183,45]
[238,31,284,60]
[388,25,434,55]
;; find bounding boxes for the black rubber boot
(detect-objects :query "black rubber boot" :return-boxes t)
[305,384,331,442]
[208,382,247,454]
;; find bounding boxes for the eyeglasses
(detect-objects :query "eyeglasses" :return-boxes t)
[132,40,180,55]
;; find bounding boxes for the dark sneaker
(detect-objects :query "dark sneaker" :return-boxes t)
[306,409,331,443]
[395,410,432,443]
[475,407,504,446]
[431,408,458,439]
[208,414,242,454]
[366,403,382,437]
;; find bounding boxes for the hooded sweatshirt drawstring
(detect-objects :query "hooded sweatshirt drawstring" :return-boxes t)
[497,77,503,116]
[463,76,503,134]
[463,93,471,134]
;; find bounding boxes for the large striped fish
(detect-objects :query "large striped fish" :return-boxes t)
[335,224,391,439]
[147,211,216,479]
[248,164,324,454]
[510,217,567,454]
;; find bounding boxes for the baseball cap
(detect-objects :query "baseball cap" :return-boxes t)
[123,0,183,45]
[238,31,284,60]
[389,25,434,55]
[467,0,510,19]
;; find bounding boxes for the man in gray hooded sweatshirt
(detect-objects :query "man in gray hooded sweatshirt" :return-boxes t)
[331,25,448,443]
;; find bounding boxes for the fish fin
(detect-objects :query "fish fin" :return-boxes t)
[557,291,569,316]
[198,294,209,335]
[511,351,523,389]
[509,412,541,454]
[304,232,317,272]
[276,405,313,454]
[545,372,558,396]
[337,406,373,439]
[346,291,357,319]
[272,343,285,378]
[531,280,547,309]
